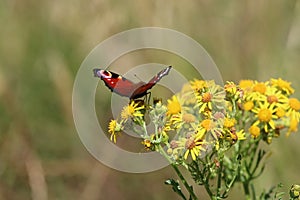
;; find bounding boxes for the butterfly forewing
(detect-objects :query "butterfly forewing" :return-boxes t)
[130,66,172,99]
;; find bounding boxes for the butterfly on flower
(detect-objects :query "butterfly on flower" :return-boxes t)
[93,66,172,99]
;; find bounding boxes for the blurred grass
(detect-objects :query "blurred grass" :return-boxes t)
[1,0,300,199]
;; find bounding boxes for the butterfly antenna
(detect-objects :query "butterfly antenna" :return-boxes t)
[134,74,143,82]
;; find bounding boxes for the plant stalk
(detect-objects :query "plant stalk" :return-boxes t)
[158,145,198,200]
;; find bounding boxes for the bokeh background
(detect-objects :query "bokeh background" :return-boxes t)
[1,1,300,199]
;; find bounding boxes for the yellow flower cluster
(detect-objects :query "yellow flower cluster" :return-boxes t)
[107,101,145,143]
[237,78,300,142]
[106,78,299,162]
[165,80,245,161]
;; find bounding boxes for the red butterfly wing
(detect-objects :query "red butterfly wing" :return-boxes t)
[93,69,142,97]
[130,66,172,99]
[94,66,172,99]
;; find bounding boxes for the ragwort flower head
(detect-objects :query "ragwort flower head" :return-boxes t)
[182,128,206,160]
[252,101,278,133]
[243,101,254,111]
[200,116,224,140]
[223,117,236,129]
[121,101,145,121]
[287,118,299,136]
[200,119,213,131]
[253,82,267,94]
[239,79,254,89]
[190,79,207,92]
[195,80,225,114]
[169,112,197,130]
[271,78,294,95]
[264,85,289,107]
[224,81,243,100]
[239,79,254,93]
[108,119,123,143]
[249,124,260,138]
[286,98,300,121]
[167,95,182,115]
[244,81,268,102]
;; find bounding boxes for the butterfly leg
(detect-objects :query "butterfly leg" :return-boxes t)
[141,92,151,108]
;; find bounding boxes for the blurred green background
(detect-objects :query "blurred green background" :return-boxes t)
[1,0,300,199]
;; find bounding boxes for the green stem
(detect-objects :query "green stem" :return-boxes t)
[142,122,148,137]
[195,159,215,199]
[171,164,198,200]
[216,159,223,197]
[158,145,198,200]
[231,99,237,117]
[241,140,261,200]
[243,182,251,200]
[222,169,237,198]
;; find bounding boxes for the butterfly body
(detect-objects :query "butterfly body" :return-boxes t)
[94,66,172,99]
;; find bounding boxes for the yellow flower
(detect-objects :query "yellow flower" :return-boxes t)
[239,80,254,91]
[190,79,207,92]
[236,129,246,140]
[290,184,300,199]
[249,125,260,138]
[264,85,289,107]
[197,92,213,113]
[167,96,181,115]
[169,112,197,130]
[227,128,246,143]
[243,101,254,111]
[253,82,267,94]
[252,102,277,132]
[183,128,206,160]
[224,81,237,95]
[199,118,224,140]
[289,98,300,110]
[121,101,144,121]
[243,81,270,102]
[195,82,225,113]
[286,98,300,121]
[223,117,236,128]
[270,78,294,95]
[287,118,299,136]
[142,139,152,149]
[275,107,286,118]
[201,119,213,131]
[169,114,181,129]
[108,119,122,143]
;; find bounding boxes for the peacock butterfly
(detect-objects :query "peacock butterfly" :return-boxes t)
[93,66,172,99]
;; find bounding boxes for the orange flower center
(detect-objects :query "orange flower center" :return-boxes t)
[202,92,212,103]
[267,95,278,104]
[243,101,254,111]
[182,113,196,123]
[258,108,272,122]
[249,125,260,138]
[201,119,212,131]
[185,138,196,150]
